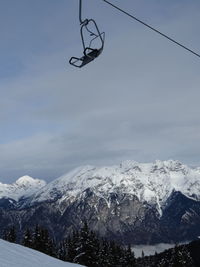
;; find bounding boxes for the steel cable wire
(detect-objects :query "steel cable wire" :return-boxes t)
[103,0,200,59]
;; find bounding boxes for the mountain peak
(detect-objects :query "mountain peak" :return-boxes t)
[154,159,184,169]
[0,176,46,201]
[16,175,38,184]
[31,160,200,209]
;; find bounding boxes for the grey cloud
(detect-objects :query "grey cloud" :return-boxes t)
[0,0,200,182]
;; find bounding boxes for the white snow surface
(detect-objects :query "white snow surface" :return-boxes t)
[0,175,46,201]
[0,239,84,267]
[32,160,200,209]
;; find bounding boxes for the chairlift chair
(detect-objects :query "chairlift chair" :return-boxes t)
[69,0,105,68]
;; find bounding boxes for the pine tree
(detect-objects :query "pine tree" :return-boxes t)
[141,250,145,258]
[111,241,121,266]
[73,222,99,267]
[124,244,136,267]
[88,230,100,266]
[32,224,42,251]
[171,245,186,267]
[57,240,67,260]
[22,228,33,248]
[4,226,16,243]
[171,245,194,267]
[98,239,112,267]
[67,230,80,262]
[40,228,55,256]
[32,225,55,256]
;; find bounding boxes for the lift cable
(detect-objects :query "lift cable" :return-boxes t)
[103,0,200,59]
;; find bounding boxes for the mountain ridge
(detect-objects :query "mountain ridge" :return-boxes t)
[0,160,200,245]
[23,159,200,214]
[1,159,200,212]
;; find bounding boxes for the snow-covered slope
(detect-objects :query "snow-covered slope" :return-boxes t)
[32,160,200,208]
[0,176,46,201]
[0,239,84,267]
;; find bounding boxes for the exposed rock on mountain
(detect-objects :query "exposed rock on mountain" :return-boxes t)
[0,160,200,244]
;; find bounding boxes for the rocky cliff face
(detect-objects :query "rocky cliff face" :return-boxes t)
[0,160,200,244]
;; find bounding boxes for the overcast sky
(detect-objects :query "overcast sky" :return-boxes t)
[0,0,200,183]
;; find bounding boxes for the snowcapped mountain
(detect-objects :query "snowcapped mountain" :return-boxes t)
[30,160,200,213]
[0,160,200,245]
[0,239,84,267]
[0,175,46,201]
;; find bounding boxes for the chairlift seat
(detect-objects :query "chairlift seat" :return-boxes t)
[69,47,103,68]
[69,3,105,68]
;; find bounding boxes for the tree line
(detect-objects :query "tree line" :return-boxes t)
[3,223,200,267]
[3,222,136,267]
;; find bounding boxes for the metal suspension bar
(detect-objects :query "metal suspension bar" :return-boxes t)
[79,0,82,24]
[79,0,87,25]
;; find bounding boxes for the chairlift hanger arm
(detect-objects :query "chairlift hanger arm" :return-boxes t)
[79,0,89,25]
[79,0,84,24]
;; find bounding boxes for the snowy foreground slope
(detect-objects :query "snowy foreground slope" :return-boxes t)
[0,239,84,267]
